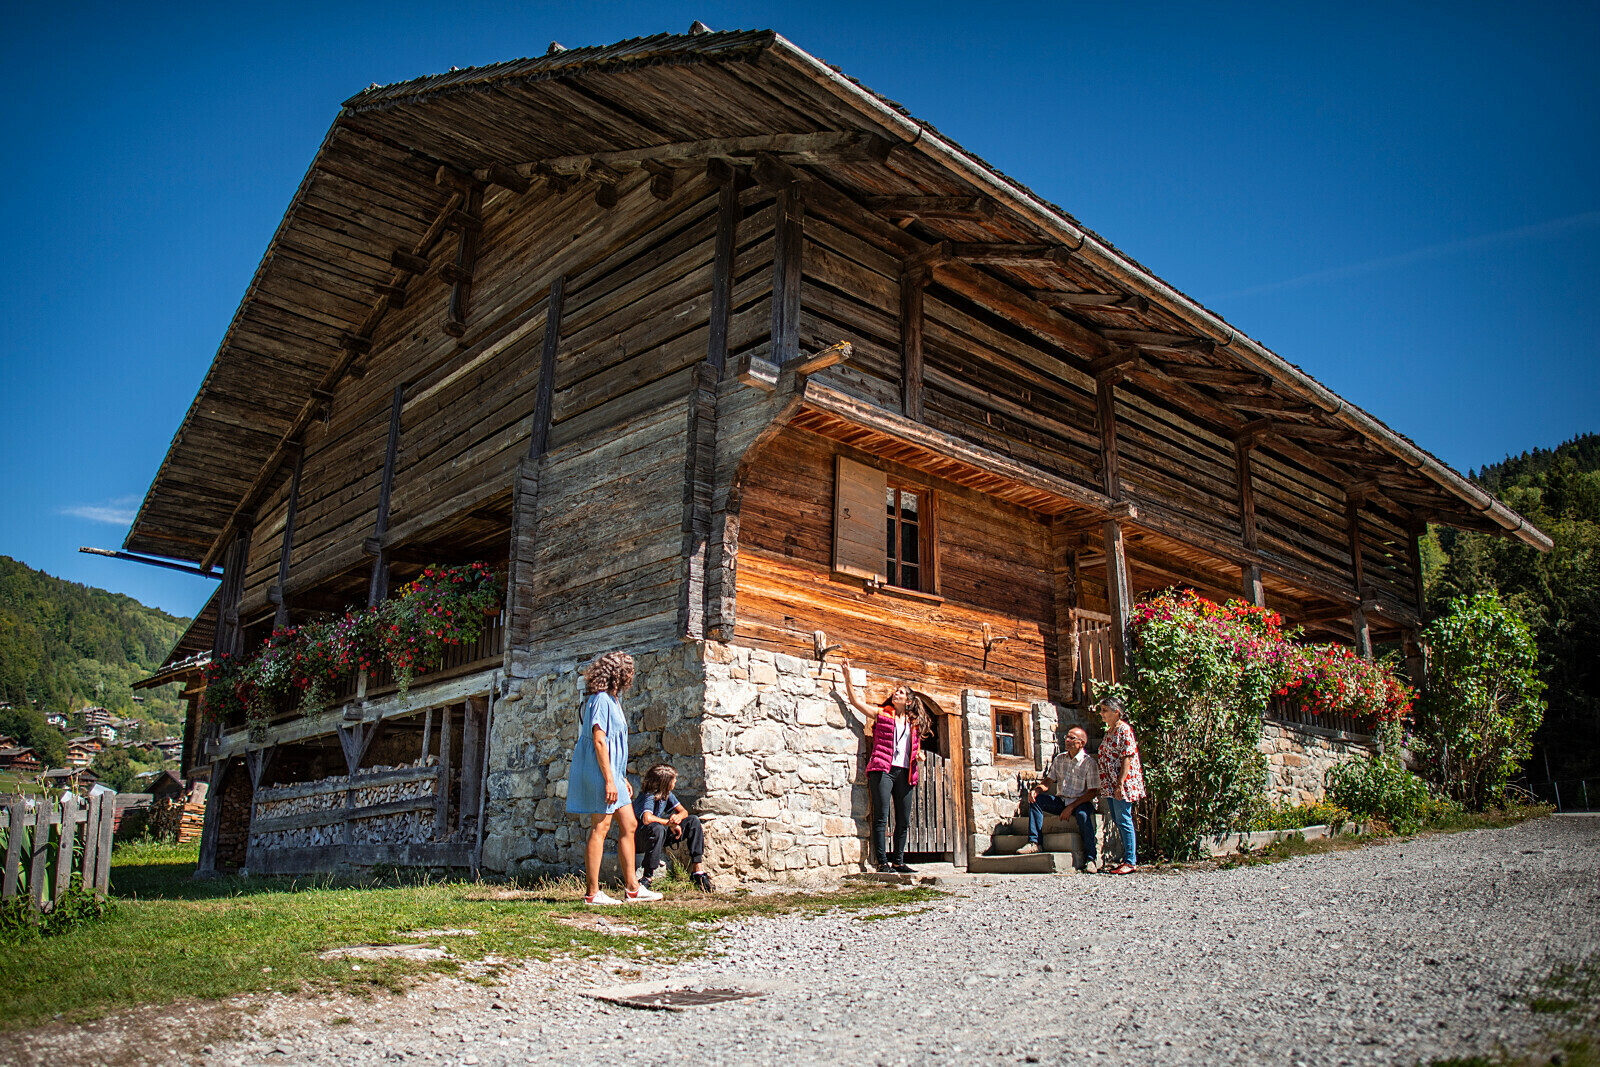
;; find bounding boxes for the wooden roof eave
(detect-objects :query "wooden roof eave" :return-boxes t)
[761,35,1553,554]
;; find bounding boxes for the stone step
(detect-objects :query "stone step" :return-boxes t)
[967,850,1077,875]
[1005,815,1091,837]
[990,832,1084,855]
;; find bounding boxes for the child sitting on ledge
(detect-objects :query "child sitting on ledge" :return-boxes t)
[633,762,712,891]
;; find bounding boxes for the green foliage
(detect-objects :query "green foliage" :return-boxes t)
[1430,433,1600,784]
[1247,800,1350,832]
[0,556,191,756]
[1327,755,1455,834]
[0,703,66,768]
[1418,594,1546,809]
[203,563,502,739]
[0,877,113,946]
[90,746,140,793]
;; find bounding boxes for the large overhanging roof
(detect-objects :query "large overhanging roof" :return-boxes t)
[125,27,1550,565]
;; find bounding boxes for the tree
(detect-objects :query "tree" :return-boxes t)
[89,747,139,793]
[1416,594,1545,809]
[0,703,67,768]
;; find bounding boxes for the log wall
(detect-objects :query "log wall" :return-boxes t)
[733,425,1056,705]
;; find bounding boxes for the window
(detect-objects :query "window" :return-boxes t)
[993,707,1027,758]
[885,485,923,591]
[833,456,938,595]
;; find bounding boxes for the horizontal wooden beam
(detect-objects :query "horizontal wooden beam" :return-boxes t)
[389,249,430,275]
[476,161,530,194]
[952,242,1075,268]
[1215,393,1315,415]
[1268,421,1360,443]
[794,340,852,376]
[864,195,994,220]
[1100,329,1216,353]
[530,131,899,177]
[1154,362,1265,387]
[1029,289,1149,314]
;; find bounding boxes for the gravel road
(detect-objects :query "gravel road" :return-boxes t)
[20,816,1600,1067]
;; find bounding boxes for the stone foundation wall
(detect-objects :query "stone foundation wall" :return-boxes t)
[961,691,1061,854]
[1260,720,1378,805]
[481,643,707,875]
[699,644,868,883]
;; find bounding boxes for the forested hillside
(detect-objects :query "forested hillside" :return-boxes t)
[1423,432,1600,782]
[0,556,190,738]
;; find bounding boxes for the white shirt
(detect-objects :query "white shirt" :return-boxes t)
[1048,749,1098,800]
[891,716,912,769]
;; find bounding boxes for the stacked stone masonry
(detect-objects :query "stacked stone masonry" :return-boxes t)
[1259,720,1379,806]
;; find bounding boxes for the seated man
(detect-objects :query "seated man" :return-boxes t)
[1018,726,1100,869]
[632,762,712,891]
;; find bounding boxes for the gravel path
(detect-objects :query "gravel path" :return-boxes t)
[24,816,1600,1067]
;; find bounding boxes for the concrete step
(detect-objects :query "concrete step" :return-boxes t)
[967,850,1077,875]
[990,832,1083,854]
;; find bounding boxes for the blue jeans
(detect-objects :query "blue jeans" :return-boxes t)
[1027,795,1097,863]
[1108,797,1137,867]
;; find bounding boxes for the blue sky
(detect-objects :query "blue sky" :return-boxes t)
[2,1,1596,620]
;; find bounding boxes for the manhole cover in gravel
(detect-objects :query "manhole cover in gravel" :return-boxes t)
[590,986,768,1011]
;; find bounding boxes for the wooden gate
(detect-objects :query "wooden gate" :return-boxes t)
[1076,610,1120,698]
[905,750,957,856]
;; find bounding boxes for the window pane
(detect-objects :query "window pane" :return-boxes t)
[901,520,919,566]
[998,734,1015,755]
[900,491,918,519]
[899,565,919,590]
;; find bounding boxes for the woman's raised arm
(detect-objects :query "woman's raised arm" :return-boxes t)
[837,656,878,727]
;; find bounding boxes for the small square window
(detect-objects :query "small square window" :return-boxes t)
[993,708,1029,759]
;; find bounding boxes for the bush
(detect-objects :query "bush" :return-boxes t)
[1327,755,1455,834]
[0,876,113,946]
[1417,593,1546,810]
[1248,800,1351,832]
[1115,592,1282,860]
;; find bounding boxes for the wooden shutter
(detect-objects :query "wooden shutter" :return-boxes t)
[833,456,887,583]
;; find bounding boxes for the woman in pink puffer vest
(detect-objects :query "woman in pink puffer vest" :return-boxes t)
[839,656,929,874]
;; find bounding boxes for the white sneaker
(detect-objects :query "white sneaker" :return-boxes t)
[586,890,622,906]
[626,885,663,902]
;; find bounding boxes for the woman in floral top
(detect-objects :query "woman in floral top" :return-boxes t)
[1096,696,1145,874]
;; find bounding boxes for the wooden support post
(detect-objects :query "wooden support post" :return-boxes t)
[458,698,485,835]
[504,277,564,658]
[434,704,453,841]
[443,183,483,337]
[421,705,434,765]
[1346,498,1373,659]
[368,383,405,607]
[680,361,720,641]
[771,177,804,365]
[1102,519,1133,678]
[272,450,304,629]
[900,267,927,421]
[1408,525,1429,622]
[707,172,738,379]
[1049,521,1083,709]
[195,758,229,878]
[1235,441,1266,606]
[1095,377,1132,675]
[211,531,251,659]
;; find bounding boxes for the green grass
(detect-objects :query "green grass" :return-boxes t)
[0,839,937,1031]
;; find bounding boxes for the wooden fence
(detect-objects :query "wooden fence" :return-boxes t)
[904,750,958,856]
[2,792,115,908]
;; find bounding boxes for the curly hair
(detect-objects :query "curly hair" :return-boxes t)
[584,650,635,695]
[880,682,933,738]
[640,762,678,799]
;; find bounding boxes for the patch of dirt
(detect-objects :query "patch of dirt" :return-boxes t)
[319,944,452,962]
[554,914,650,937]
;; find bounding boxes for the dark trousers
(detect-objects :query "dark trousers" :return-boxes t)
[869,766,914,865]
[634,815,704,879]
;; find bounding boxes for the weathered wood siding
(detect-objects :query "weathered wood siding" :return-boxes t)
[734,425,1055,704]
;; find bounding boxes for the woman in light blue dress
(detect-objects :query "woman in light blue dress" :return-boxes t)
[566,650,660,905]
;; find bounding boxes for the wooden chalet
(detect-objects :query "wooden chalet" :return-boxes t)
[126,27,1549,879]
